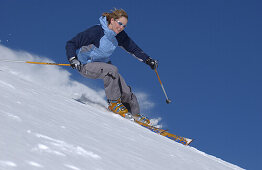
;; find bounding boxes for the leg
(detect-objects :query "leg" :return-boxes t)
[79,62,121,100]
[119,77,149,124]
[119,74,140,115]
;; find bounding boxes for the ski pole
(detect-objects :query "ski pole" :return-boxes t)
[154,68,172,104]
[0,59,70,66]
[25,61,70,66]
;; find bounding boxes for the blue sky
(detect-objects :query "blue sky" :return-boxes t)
[1,0,261,169]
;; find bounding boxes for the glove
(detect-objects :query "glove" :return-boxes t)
[145,57,158,70]
[69,56,81,70]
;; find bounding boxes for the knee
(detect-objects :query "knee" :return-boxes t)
[106,65,119,79]
[102,65,118,80]
[109,65,118,74]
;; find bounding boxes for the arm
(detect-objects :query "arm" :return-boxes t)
[65,25,102,60]
[116,30,150,62]
[116,31,158,69]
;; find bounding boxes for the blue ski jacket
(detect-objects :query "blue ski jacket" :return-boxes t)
[66,17,150,64]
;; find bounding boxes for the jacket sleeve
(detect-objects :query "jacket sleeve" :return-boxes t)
[116,31,149,62]
[65,25,100,60]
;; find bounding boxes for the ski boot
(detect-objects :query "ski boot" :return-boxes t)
[133,113,150,125]
[108,99,135,121]
[108,99,128,117]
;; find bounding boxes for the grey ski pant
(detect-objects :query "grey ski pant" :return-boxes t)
[79,62,140,114]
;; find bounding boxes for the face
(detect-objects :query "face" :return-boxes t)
[109,17,128,34]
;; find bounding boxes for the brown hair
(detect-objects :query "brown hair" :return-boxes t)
[102,8,128,24]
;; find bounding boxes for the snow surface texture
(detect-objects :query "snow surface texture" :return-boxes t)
[0,45,243,170]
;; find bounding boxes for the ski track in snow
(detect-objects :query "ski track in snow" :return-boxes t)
[64,164,81,170]
[1,110,22,122]
[0,161,17,167]
[0,79,15,89]
[26,161,44,168]
[32,132,101,159]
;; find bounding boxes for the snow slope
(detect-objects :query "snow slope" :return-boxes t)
[0,45,243,170]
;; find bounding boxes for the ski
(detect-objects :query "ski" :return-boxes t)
[134,120,193,146]
[73,97,193,145]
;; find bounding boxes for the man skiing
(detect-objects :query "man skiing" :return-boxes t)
[65,8,157,124]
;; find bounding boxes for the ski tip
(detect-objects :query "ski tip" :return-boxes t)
[185,138,194,146]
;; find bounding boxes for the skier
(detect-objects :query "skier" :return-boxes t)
[65,8,157,124]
